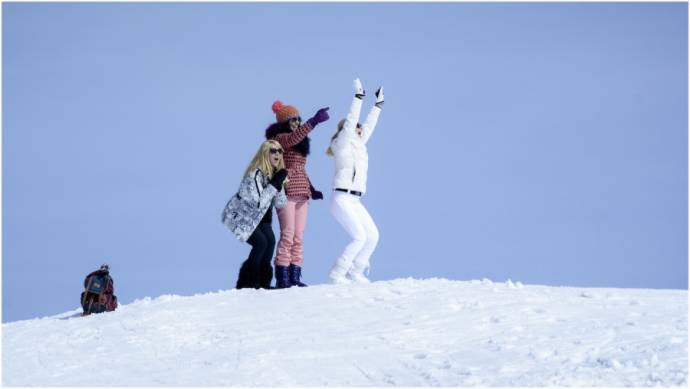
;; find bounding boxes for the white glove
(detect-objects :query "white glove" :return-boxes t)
[375,86,384,107]
[354,78,365,98]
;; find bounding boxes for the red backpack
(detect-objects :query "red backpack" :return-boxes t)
[81,265,118,315]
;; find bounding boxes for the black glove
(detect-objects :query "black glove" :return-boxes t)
[310,184,323,200]
[270,169,288,190]
[375,86,384,108]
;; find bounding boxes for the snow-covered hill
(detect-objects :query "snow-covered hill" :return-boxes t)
[2,278,688,386]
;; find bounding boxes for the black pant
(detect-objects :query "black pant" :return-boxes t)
[236,223,276,289]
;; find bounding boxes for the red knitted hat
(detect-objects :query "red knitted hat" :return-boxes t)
[272,100,300,123]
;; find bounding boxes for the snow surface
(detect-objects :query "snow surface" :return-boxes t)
[2,278,688,386]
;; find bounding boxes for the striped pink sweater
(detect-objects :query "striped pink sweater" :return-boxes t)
[271,122,314,199]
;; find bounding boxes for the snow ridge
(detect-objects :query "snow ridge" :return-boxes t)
[2,278,688,386]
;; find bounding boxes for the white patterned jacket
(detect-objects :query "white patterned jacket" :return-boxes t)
[221,168,287,242]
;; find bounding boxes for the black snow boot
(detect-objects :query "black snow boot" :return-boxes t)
[289,264,308,287]
[236,261,255,289]
[258,262,274,289]
[274,265,292,289]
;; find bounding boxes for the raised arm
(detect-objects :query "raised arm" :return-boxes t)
[361,86,384,144]
[274,107,330,149]
[343,96,363,137]
[274,121,313,149]
[342,78,366,136]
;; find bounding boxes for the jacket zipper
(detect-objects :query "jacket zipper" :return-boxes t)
[254,170,262,209]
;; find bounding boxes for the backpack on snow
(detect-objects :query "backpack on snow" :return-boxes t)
[81,266,118,315]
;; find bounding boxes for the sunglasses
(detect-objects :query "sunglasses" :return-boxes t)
[269,148,284,155]
[288,117,302,123]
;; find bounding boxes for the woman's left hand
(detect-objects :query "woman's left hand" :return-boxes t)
[375,87,384,107]
[309,107,330,126]
[310,185,324,200]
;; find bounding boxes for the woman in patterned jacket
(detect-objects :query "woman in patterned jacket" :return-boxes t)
[326,78,384,284]
[222,140,289,289]
[265,101,330,288]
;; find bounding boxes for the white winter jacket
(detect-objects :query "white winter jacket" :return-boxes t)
[330,96,381,194]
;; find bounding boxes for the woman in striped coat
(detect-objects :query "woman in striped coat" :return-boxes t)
[265,101,330,288]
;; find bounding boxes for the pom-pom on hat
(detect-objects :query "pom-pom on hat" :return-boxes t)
[272,100,300,123]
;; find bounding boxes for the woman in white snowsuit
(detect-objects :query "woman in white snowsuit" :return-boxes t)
[222,140,288,289]
[326,78,384,283]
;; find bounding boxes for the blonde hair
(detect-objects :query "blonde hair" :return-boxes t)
[326,119,347,157]
[244,140,285,178]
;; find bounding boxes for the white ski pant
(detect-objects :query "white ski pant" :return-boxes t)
[329,191,379,275]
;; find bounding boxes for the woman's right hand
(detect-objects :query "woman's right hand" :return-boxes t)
[270,169,288,190]
[354,78,365,98]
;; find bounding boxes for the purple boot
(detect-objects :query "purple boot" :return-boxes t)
[275,265,292,289]
[289,264,308,287]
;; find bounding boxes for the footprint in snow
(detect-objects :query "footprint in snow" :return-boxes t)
[528,348,556,361]
[486,338,502,352]
[669,337,684,345]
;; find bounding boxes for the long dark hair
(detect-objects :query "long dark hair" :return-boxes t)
[265,121,310,157]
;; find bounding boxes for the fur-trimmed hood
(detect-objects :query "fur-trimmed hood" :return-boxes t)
[265,122,311,157]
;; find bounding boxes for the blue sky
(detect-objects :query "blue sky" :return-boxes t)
[2,2,687,322]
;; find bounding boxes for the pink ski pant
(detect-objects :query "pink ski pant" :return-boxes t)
[274,197,309,267]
